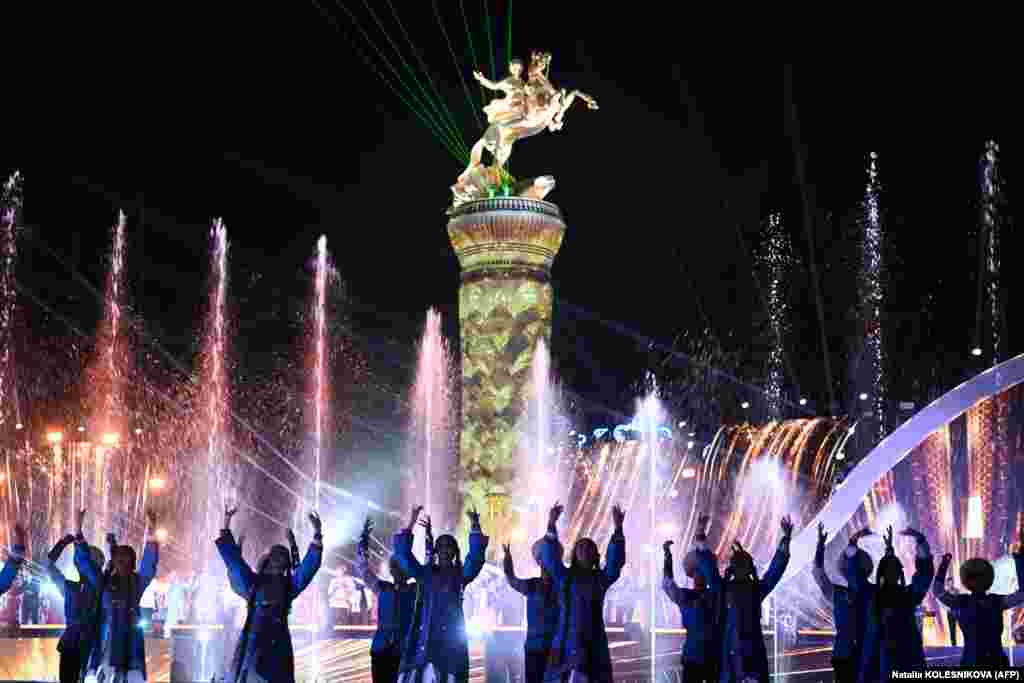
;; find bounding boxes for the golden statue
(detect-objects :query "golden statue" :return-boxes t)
[450,51,598,212]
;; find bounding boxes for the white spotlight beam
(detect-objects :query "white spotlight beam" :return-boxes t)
[779,353,1024,586]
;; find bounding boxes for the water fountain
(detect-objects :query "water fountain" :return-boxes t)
[409,308,454,533]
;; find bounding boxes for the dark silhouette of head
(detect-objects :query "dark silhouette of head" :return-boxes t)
[876,554,905,588]
[112,545,136,576]
[260,545,291,575]
[532,537,562,576]
[684,550,718,590]
[435,534,459,567]
[89,546,106,571]
[572,538,600,570]
[960,558,995,594]
[729,547,756,583]
[837,548,874,582]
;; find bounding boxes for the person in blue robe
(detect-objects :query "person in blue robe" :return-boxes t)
[851,526,933,683]
[503,533,561,683]
[216,506,323,683]
[538,501,625,683]
[931,528,1024,667]
[77,509,160,683]
[394,505,488,683]
[46,530,106,683]
[663,513,722,683]
[719,515,793,683]
[357,515,422,683]
[0,524,27,598]
[813,524,873,683]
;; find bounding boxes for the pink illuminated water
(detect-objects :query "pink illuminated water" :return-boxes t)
[410,309,453,528]
[310,235,330,679]
[0,173,22,548]
[199,219,230,569]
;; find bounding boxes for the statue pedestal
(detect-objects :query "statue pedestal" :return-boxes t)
[448,198,565,546]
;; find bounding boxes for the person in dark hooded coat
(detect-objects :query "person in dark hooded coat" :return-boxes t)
[77,509,160,683]
[812,524,873,683]
[718,515,793,683]
[0,524,27,597]
[46,528,106,683]
[394,505,488,683]
[851,526,933,683]
[538,501,625,683]
[216,505,323,683]
[931,527,1024,667]
[503,532,561,683]
[357,515,425,683]
[663,513,722,683]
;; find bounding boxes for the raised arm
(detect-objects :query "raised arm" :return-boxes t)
[138,509,160,595]
[45,534,76,586]
[932,553,962,610]
[473,70,503,91]
[0,524,27,596]
[356,518,385,594]
[393,506,425,579]
[462,509,489,585]
[759,515,793,600]
[287,529,301,570]
[73,509,101,588]
[539,502,568,587]
[899,528,934,605]
[1002,534,1024,610]
[215,506,255,597]
[844,528,873,597]
[812,523,834,601]
[661,540,692,606]
[291,512,323,597]
[503,544,529,595]
[602,505,626,588]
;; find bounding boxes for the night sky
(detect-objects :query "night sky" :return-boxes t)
[7,6,1022,437]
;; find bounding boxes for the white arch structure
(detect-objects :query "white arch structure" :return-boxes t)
[780,352,1024,586]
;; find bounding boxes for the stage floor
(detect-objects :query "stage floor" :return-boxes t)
[0,628,1020,682]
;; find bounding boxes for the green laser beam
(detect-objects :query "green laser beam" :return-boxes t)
[359,0,467,156]
[458,0,486,111]
[384,0,469,155]
[506,0,512,65]
[482,0,497,81]
[431,0,484,133]
[325,1,465,162]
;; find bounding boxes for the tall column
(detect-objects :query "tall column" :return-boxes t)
[448,197,565,548]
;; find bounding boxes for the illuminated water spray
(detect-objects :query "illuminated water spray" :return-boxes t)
[762,212,791,419]
[979,141,1005,364]
[411,308,453,528]
[199,219,230,569]
[311,235,331,683]
[861,152,886,441]
[0,173,22,548]
[636,387,664,683]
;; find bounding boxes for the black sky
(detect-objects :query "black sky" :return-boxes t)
[7,5,1022,430]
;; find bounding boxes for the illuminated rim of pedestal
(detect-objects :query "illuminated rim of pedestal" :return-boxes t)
[447,196,565,222]
[779,351,1024,585]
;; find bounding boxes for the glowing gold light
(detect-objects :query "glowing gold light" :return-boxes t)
[681,467,697,479]
[965,495,984,539]
[46,431,64,444]
[155,528,169,542]
[101,432,119,446]
[149,478,166,492]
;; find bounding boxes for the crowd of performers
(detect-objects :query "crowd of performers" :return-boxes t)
[1,502,1023,683]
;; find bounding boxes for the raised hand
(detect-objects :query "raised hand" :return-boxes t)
[941,552,952,564]
[308,512,322,534]
[237,535,246,555]
[611,504,625,529]
[360,518,373,546]
[780,515,794,538]
[502,543,512,559]
[418,516,432,535]
[548,502,564,527]
[223,506,238,530]
[817,522,827,546]
[286,529,297,546]
[408,505,423,531]
[663,540,674,554]
[146,508,158,529]
[77,509,87,533]
[884,526,894,553]
[466,508,481,529]
[61,533,76,546]
[13,524,27,548]
[697,513,711,531]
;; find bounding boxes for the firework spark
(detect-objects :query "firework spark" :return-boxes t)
[861,152,886,442]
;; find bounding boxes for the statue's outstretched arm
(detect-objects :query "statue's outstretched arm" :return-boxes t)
[473,71,502,91]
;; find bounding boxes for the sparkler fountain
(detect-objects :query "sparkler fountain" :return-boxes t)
[196,218,232,571]
[762,212,791,420]
[0,173,23,549]
[409,308,454,531]
[860,152,886,442]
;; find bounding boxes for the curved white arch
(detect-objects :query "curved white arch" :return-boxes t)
[780,352,1024,585]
